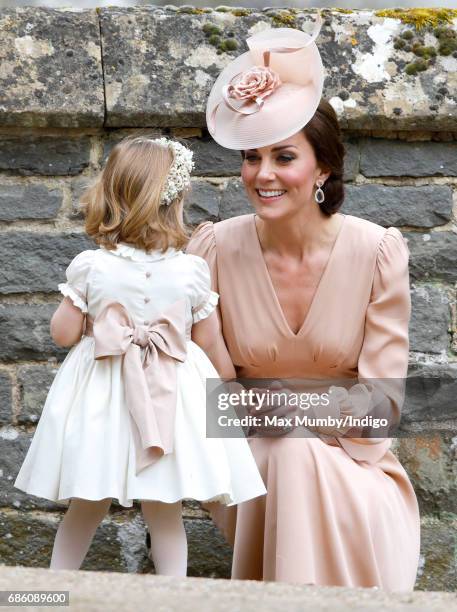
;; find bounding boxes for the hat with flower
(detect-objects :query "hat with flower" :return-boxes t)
[206,13,325,150]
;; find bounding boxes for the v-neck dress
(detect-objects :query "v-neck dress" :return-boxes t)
[187,213,420,591]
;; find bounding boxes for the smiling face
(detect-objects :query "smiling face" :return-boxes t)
[241,130,329,222]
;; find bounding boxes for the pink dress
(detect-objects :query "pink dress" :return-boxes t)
[187,213,420,591]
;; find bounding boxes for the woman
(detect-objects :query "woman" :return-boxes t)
[188,18,420,590]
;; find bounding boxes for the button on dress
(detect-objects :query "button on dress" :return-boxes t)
[15,243,266,508]
[187,213,420,591]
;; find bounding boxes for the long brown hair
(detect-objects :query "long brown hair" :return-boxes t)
[82,136,189,252]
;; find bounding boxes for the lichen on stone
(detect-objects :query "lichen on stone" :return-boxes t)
[271,11,296,29]
[375,8,457,31]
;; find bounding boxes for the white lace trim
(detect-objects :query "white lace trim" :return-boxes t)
[58,283,88,314]
[192,290,219,323]
[104,244,182,263]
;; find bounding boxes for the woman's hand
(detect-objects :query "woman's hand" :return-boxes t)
[247,380,298,437]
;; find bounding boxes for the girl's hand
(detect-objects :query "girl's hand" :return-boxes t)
[50,297,85,347]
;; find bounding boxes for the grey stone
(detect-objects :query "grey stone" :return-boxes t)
[0,181,62,221]
[0,509,127,571]
[417,514,457,592]
[0,304,68,362]
[343,185,452,228]
[402,362,457,430]
[17,365,59,425]
[2,559,457,607]
[186,518,231,579]
[0,232,95,294]
[0,8,104,127]
[0,372,12,425]
[185,180,220,226]
[409,285,450,354]
[397,435,457,516]
[70,176,92,220]
[188,137,242,177]
[405,232,457,283]
[360,140,457,177]
[0,434,60,511]
[0,136,92,176]
[100,8,457,131]
[343,140,359,182]
[219,179,251,220]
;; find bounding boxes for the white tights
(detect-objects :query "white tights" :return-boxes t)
[50,498,187,576]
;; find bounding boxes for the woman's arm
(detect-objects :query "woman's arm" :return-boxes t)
[50,297,85,347]
[192,311,236,379]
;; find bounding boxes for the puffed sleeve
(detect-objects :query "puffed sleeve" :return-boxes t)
[186,222,218,293]
[189,256,219,324]
[338,227,411,463]
[57,250,95,314]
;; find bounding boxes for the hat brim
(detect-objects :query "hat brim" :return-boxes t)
[206,30,324,150]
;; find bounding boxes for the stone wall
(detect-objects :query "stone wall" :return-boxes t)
[0,6,456,590]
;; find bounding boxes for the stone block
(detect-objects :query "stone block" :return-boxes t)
[186,518,231,579]
[360,140,457,177]
[0,371,12,425]
[0,304,68,362]
[219,179,251,221]
[0,433,60,511]
[0,232,95,294]
[17,365,59,425]
[397,436,457,515]
[0,136,92,176]
[416,514,457,592]
[188,137,241,177]
[343,185,452,228]
[0,8,104,127]
[185,180,220,226]
[402,362,457,433]
[100,8,457,131]
[343,140,359,181]
[0,180,62,221]
[409,285,450,354]
[406,232,457,283]
[70,176,92,220]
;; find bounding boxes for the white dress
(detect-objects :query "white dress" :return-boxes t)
[15,244,266,508]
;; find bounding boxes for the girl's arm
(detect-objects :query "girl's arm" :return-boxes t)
[191,311,236,379]
[50,297,85,347]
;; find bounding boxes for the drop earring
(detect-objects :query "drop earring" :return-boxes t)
[314,179,325,205]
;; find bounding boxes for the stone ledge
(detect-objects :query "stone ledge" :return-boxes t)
[0,9,104,128]
[0,566,456,611]
[1,8,456,130]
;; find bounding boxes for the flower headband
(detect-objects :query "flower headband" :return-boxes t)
[155,138,194,206]
[131,137,194,206]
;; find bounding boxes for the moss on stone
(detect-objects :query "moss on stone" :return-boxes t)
[434,27,457,56]
[208,34,221,47]
[231,9,251,17]
[375,8,457,30]
[177,7,207,15]
[272,11,297,28]
[405,58,428,75]
[332,8,354,15]
[220,38,238,51]
[400,30,414,40]
[202,23,222,36]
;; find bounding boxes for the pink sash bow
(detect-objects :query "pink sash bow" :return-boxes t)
[87,300,187,475]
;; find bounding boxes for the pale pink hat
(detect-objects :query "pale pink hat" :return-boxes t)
[206,14,325,150]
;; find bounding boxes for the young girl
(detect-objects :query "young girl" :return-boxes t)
[14,136,266,575]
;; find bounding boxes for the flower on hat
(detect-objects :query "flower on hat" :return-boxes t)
[227,66,281,104]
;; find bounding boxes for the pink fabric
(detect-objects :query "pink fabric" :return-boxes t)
[187,214,420,591]
[86,300,187,475]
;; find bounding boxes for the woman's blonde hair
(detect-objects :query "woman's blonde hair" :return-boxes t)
[81,136,190,252]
